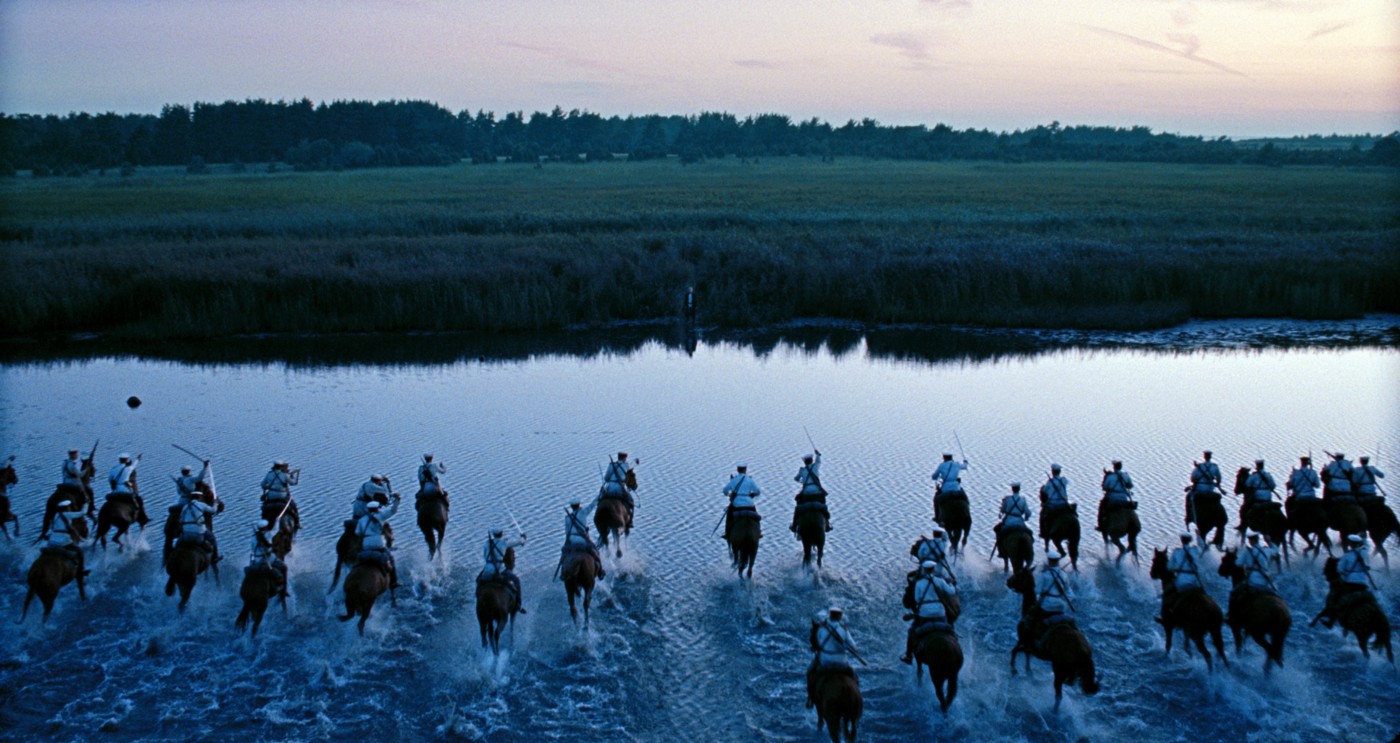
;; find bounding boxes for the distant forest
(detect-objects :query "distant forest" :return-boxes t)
[2,98,1398,175]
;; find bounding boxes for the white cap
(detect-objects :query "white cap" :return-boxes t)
[1010,482,1021,489]
[1046,550,1062,561]
[492,526,504,535]
[423,453,433,461]
[1051,463,1061,471]
[255,519,269,530]
[1347,534,1364,544]
[181,465,192,473]
[56,500,72,508]
[370,474,385,482]
[920,560,937,571]
[569,499,581,507]
[1246,530,1260,539]
[274,460,288,467]
[931,525,945,534]
[118,452,131,461]
[812,610,828,623]
[736,462,747,470]
[366,501,382,511]
[827,606,843,618]
[1179,531,1193,540]
[68,447,79,453]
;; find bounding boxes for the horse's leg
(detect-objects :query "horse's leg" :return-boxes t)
[1053,672,1065,713]
[816,542,823,569]
[329,563,343,593]
[583,586,592,630]
[567,585,579,625]
[946,668,959,711]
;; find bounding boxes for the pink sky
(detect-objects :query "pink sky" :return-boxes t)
[2,0,1396,137]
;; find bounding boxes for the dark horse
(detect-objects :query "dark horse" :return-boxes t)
[936,492,971,555]
[1149,548,1228,670]
[1242,502,1290,565]
[0,460,19,540]
[261,500,298,560]
[1186,490,1228,552]
[728,512,762,580]
[1218,550,1290,672]
[996,526,1035,573]
[95,493,144,552]
[1099,502,1140,565]
[1314,557,1392,662]
[795,504,827,570]
[329,520,361,592]
[162,481,222,565]
[1006,567,1100,711]
[1286,496,1332,558]
[20,520,89,623]
[1040,505,1081,570]
[42,451,97,535]
[912,625,962,713]
[477,547,520,656]
[1326,496,1368,546]
[339,559,393,635]
[165,536,217,612]
[811,667,862,743]
[1361,499,1399,567]
[560,547,598,628]
[235,564,286,638]
[417,492,450,559]
[594,496,630,559]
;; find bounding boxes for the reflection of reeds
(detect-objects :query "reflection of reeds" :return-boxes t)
[2,160,1396,338]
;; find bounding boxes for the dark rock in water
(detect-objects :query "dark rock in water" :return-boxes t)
[126,396,141,409]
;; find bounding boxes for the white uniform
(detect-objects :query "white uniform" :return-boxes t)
[913,536,948,566]
[563,507,595,551]
[601,459,633,498]
[356,499,399,550]
[175,462,210,501]
[1036,565,1072,614]
[178,499,217,540]
[109,461,137,494]
[1167,545,1203,591]
[911,574,955,621]
[813,619,857,668]
[1323,458,1354,495]
[262,468,295,500]
[1237,543,1275,589]
[1337,548,1371,586]
[1101,469,1133,502]
[999,493,1032,531]
[419,460,446,494]
[794,454,823,496]
[1352,464,1385,496]
[1288,466,1321,499]
[482,534,525,577]
[1191,460,1222,492]
[61,456,84,487]
[1245,470,1277,503]
[1041,475,1070,508]
[354,479,389,518]
[249,530,277,565]
[724,473,761,509]
[932,460,966,494]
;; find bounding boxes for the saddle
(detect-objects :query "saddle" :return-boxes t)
[731,507,761,522]
[176,535,213,554]
[794,491,827,506]
[599,491,634,508]
[935,490,968,505]
[477,571,521,606]
[41,544,82,568]
[356,549,393,575]
[56,483,87,498]
[794,501,828,514]
[912,618,954,639]
[1335,586,1376,614]
[1032,613,1077,653]
[106,492,138,508]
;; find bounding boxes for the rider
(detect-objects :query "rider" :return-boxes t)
[722,463,761,543]
[174,461,211,503]
[808,607,859,701]
[1161,532,1203,622]
[1190,450,1223,494]
[599,451,637,527]
[44,500,90,577]
[1317,534,1373,629]
[790,450,830,534]
[356,495,400,589]
[1027,551,1073,641]
[354,474,390,518]
[1097,460,1134,533]
[61,448,86,491]
[261,460,300,530]
[1039,464,1071,535]
[248,519,289,597]
[932,453,968,523]
[1237,531,1277,590]
[901,560,957,664]
[805,609,828,709]
[910,523,952,581]
[176,481,221,562]
[1287,456,1321,501]
[1351,456,1385,502]
[107,452,150,526]
[481,526,527,611]
[995,482,1033,539]
[417,454,449,510]
[1322,452,1354,501]
[561,499,606,580]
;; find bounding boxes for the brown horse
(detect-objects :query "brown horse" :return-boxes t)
[339,560,393,635]
[1243,503,1290,565]
[936,492,971,554]
[1315,557,1393,661]
[561,548,598,628]
[165,537,215,612]
[1286,496,1332,558]
[20,520,89,623]
[1326,497,1368,545]
[1186,491,1228,552]
[417,492,450,559]
[997,526,1034,573]
[162,482,222,565]
[594,496,630,559]
[729,513,762,580]
[261,501,297,559]
[1218,550,1290,672]
[329,520,361,592]
[796,505,827,570]
[94,495,142,551]
[912,626,962,713]
[477,546,519,655]
[1149,549,1228,670]
[811,668,862,743]
[235,564,285,637]
[1362,499,1399,567]
[42,453,96,534]
[1099,503,1140,565]
[0,460,18,540]
[1040,505,1081,570]
[1006,567,1099,711]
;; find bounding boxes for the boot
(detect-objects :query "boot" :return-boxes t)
[900,653,912,665]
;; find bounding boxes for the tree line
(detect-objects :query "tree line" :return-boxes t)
[2,98,1397,175]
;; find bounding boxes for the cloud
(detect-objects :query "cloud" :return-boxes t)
[871,32,932,60]
[501,42,628,75]
[1084,25,1248,77]
[1306,21,1353,40]
[733,59,782,70]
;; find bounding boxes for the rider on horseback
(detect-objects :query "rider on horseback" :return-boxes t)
[107,453,149,527]
[481,526,527,611]
[901,560,957,664]
[1322,453,1354,501]
[1096,460,1133,533]
[1240,459,1278,526]
[61,448,86,492]
[808,607,859,705]
[910,524,952,582]
[1226,531,1277,625]
[1039,465,1071,534]
[174,461,210,503]
[44,500,89,577]
[1317,534,1373,629]
[560,499,606,580]
[722,463,761,543]
[1190,451,1223,495]
[417,454,449,510]
[1351,456,1385,503]
[249,519,289,597]
[599,451,637,528]
[261,460,300,531]
[789,450,830,534]
[1288,456,1321,500]
[1024,551,1074,646]
[1159,532,1204,621]
[354,474,390,518]
[995,482,1033,539]
[177,489,220,563]
[932,453,967,523]
[356,496,400,589]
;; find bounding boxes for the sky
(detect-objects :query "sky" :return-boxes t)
[1,0,1397,138]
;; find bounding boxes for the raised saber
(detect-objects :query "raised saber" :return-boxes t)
[172,443,207,462]
[953,430,967,463]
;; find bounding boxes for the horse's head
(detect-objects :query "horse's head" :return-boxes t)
[80,456,96,482]
[1148,548,1169,579]
[1006,566,1033,594]
[71,516,90,541]
[1218,549,1239,577]
[1,461,18,487]
[1234,467,1251,493]
[1322,556,1340,583]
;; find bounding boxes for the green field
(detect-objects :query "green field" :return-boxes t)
[2,158,1397,338]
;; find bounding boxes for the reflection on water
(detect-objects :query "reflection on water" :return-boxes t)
[0,322,1397,741]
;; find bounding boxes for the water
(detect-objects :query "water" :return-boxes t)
[1,320,1398,741]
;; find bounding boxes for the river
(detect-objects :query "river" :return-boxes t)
[1,319,1397,741]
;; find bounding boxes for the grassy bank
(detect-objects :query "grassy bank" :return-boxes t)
[2,159,1397,338]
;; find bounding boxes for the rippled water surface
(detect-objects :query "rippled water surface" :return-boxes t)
[1,323,1397,742]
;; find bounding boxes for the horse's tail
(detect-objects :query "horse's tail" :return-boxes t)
[235,605,251,634]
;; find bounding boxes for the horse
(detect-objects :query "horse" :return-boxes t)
[936,492,971,555]
[1361,499,1399,567]
[728,512,762,580]
[1286,496,1332,558]
[329,520,361,592]
[1325,497,1368,545]
[594,496,630,560]
[1149,549,1228,670]
[1186,490,1228,552]
[20,520,89,623]
[476,547,520,655]
[912,625,962,713]
[165,536,216,612]
[996,526,1034,573]
[339,559,393,635]
[261,500,298,559]
[1243,502,1290,564]
[417,492,450,560]
[1315,557,1392,662]
[1099,502,1140,565]
[811,668,862,743]
[235,564,285,638]
[0,460,19,540]
[795,504,827,570]
[1040,505,1081,570]
[42,453,96,534]
[1006,567,1100,711]
[162,481,222,565]
[94,493,142,551]
[560,548,598,628]
[1218,550,1290,672]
